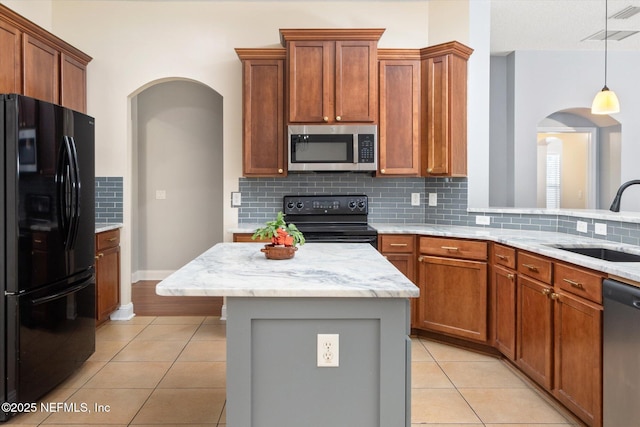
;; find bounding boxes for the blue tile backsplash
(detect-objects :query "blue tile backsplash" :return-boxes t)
[95,177,123,223]
[237,174,640,246]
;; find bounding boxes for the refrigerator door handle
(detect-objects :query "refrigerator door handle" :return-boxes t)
[57,136,79,250]
[68,136,81,249]
[30,278,92,306]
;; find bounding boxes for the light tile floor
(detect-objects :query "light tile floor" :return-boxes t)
[5,316,581,426]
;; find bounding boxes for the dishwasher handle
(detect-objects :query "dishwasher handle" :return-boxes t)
[603,278,640,309]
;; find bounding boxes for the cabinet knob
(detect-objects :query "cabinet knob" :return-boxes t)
[380,169,386,174]
[550,293,560,300]
[278,168,283,174]
[336,116,341,121]
[418,256,424,263]
[323,116,329,122]
[427,168,433,173]
[507,273,515,280]
[542,288,552,296]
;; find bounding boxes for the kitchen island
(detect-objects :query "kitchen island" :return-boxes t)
[156,242,419,427]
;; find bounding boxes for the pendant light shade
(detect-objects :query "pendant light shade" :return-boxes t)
[592,86,620,114]
[592,0,620,114]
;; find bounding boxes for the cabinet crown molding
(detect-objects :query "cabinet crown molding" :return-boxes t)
[235,48,286,60]
[279,28,385,46]
[420,41,473,60]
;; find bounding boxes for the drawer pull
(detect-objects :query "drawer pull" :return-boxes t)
[563,278,584,290]
[522,263,539,272]
[441,246,459,251]
[389,243,408,247]
[107,237,118,242]
[496,254,508,260]
[507,273,515,280]
[33,239,43,244]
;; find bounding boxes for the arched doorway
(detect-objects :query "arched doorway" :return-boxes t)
[130,79,223,289]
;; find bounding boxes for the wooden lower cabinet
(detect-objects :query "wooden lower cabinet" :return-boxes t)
[492,264,517,360]
[378,234,417,325]
[516,274,554,389]
[96,229,121,325]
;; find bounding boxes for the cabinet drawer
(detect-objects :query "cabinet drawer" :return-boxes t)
[419,237,487,261]
[493,244,516,269]
[554,263,603,304]
[517,251,552,284]
[379,234,415,253]
[96,228,120,251]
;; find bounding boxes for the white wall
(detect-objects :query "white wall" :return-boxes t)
[1,0,52,30]
[503,50,640,210]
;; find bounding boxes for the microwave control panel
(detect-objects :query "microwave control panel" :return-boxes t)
[358,134,376,164]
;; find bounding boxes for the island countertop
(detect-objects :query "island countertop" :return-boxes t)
[156,242,419,298]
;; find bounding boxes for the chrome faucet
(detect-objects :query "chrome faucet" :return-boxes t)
[609,180,640,212]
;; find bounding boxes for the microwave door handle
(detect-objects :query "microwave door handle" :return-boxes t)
[353,134,358,164]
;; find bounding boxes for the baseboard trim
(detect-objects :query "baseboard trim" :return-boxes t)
[132,270,175,283]
[109,302,135,321]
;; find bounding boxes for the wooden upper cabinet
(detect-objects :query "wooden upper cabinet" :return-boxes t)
[378,50,420,176]
[61,53,87,113]
[0,18,21,93]
[281,28,383,124]
[1,4,91,112]
[23,33,59,104]
[236,48,286,177]
[420,41,473,177]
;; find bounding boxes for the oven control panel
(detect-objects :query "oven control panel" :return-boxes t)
[283,195,368,215]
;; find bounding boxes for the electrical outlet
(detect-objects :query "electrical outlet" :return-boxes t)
[428,193,437,207]
[577,221,588,233]
[317,334,339,367]
[475,215,491,225]
[595,223,607,236]
[411,193,420,206]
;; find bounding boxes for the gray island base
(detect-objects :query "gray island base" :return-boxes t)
[156,243,419,427]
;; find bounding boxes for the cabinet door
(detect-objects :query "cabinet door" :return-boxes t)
[335,40,377,123]
[242,58,285,176]
[96,245,120,323]
[553,291,602,427]
[60,53,87,113]
[492,265,517,360]
[379,59,420,176]
[516,275,553,389]
[288,40,332,123]
[423,54,449,175]
[0,18,21,93]
[417,255,488,342]
[22,33,59,104]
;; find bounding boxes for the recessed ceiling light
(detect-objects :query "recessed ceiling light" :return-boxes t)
[583,29,640,41]
[610,5,640,19]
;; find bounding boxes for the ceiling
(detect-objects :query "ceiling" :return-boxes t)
[491,0,640,54]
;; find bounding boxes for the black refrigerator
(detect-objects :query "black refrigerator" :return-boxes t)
[1,94,96,421]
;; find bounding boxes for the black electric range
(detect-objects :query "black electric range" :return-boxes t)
[283,195,378,248]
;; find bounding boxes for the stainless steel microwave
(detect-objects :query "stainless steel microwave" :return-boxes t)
[288,125,377,172]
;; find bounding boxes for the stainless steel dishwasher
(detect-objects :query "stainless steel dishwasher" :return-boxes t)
[602,278,640,426]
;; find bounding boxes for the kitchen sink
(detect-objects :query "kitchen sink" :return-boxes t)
[552,246,640,262]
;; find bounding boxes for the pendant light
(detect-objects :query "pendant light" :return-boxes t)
[592,0,620,114]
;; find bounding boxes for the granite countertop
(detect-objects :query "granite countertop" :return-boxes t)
[156,242,419,298]
[371,223,640,284]
[96,223,123,233]
[233,223,640,284]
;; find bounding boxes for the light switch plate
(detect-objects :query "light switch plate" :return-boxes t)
[428,193,437,207]
[231,192,241,207]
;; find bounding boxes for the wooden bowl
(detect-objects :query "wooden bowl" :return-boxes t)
[261,244,297,260]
